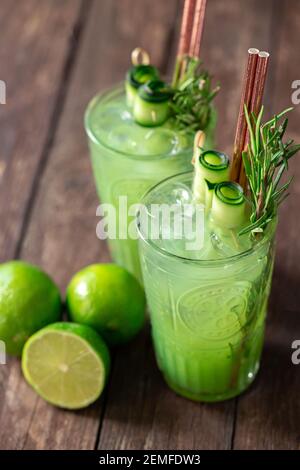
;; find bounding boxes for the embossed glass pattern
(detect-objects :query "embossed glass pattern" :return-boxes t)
[137,173,275,402]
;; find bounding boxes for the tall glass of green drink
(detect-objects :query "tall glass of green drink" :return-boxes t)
[85,78,216,282]
[84,0,219,282]
[137,68,300,400]
[137,172,276,401]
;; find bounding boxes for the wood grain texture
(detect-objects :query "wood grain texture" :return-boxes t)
[98,0,276,451]
[1,0,300,451]
[233,0,300,450]
[0,0,82,262]
[0,0,84,450]
[6,0,182,450]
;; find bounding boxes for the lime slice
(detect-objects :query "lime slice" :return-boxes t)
[22,322,110,409]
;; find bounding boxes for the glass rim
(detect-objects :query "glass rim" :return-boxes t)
[136,171,277,266]
[84,84,194,161]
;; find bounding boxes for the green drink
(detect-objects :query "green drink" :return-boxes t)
[84,86,216,282]
[137,172,276,402]
[133,46,299,402]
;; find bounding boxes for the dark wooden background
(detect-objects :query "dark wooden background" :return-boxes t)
[0,0,299,450]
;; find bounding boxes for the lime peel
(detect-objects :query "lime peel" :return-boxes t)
[22,322,110,410]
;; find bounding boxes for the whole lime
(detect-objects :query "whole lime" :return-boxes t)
[22,322,110,409]
[66,264,145,346]
[0,261,61,355]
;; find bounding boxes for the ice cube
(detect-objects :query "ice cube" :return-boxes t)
[143,128,178,156]
[168,183,193,205]
[210,227,252,258]
[107,124,144,154]
[120,109,132,122]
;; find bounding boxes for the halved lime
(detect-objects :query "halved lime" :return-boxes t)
[22,322,110,410]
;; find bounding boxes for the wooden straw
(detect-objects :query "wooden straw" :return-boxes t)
[230,48,259,182]
[238,51,270,188]
[173,0,207,86]
[192,130,206,164]
[249,51,270,117]
[177,0,197,57]
[189,0,207,58]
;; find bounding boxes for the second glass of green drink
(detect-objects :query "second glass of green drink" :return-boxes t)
[84,85,215,282]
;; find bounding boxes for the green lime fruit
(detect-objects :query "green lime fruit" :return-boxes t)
[0,261,61,355]
[66,264,146,346]
[22,322,110,409]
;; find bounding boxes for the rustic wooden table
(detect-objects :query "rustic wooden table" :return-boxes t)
[0,0,299,450]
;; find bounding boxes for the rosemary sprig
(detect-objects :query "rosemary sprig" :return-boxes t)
[169,56,220,133]
[239,105,300,236]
